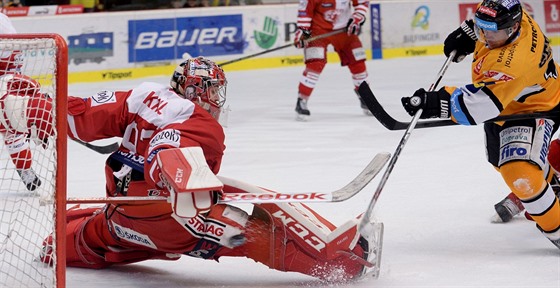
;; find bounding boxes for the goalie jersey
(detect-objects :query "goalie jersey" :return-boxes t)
[448,11,560,125]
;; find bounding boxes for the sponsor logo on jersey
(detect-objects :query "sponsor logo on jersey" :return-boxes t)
[499,126,532,146]
[175,214,226,244]
[111,221,157,249]
[537,119,553,163]
[128,15,243,63]
[500,144,529,160]
[484,70,514,82]
[90,90,116,106]
[148,129,181,150]
[111,150,145,172]
[272,210,326,252]
[474,56,485,75]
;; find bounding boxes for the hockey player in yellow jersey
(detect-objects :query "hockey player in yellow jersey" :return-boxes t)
[401,0,560,249]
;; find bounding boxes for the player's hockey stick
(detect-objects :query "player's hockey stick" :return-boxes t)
[358,69,560,130]
[218,28,346,67]
[73,139,119,154]
[67,151,390,205]
[359,52,455,237]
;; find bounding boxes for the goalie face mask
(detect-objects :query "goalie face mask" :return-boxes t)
[170,56,227,120]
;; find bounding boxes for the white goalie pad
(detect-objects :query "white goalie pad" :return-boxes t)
[157,147,223,218]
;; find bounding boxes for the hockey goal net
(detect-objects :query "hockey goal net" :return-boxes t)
[0,34,67,288]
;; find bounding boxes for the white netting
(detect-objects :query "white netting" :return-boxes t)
[0,37,61,288]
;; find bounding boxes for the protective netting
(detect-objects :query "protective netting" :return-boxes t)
[0,37,61,288]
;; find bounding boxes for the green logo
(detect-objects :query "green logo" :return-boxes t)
[254,16,278,49]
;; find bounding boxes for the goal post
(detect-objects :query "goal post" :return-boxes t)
[0,34,67,288]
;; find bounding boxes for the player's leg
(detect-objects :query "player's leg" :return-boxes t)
[485,120,560,248]
[214,202,371,281]
[296,41,328,120]
[331,34,370,115]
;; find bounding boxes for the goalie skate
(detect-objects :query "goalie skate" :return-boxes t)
[337,221,384,280]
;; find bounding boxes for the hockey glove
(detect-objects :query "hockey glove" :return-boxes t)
[443,19,477,63]
[294,28,311,49]
[347,11,366,35]
[401,87,450,119]
[156,147,223,218]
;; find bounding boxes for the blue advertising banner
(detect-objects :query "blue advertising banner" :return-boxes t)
[128,14,243,63]
[370,3,382,59]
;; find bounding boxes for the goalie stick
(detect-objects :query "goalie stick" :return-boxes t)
[67,151,391,205]
[74,139,119,154]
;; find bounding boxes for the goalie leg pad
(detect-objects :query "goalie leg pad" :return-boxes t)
[217,203,370,281]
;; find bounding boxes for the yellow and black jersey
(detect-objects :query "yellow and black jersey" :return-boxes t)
[447,11,560,125]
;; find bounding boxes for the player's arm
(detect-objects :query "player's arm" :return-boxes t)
[67,90,131,142]
[293,0,314,48]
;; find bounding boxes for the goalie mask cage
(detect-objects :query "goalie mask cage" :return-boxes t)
[0,34,67,288]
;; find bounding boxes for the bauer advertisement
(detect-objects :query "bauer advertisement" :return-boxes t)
[8,0,560,83]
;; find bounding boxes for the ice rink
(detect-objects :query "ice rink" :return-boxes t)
[64,55,560,287]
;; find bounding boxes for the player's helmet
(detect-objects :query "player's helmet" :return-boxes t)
[474,0,522,49]
[170,56,227,120]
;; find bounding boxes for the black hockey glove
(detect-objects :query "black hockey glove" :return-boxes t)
[443,19,477,63]
[401,87,451,119]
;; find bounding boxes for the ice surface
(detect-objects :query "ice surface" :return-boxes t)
[65,55,560,287]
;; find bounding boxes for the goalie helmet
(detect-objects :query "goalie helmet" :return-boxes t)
[170,56,227,120]
[474,0,522,49]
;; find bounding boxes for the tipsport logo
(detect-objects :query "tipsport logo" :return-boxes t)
[411,5,430,30]
[254,16,279,49]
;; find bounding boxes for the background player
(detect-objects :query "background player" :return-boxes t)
[293,0,371,120]
[0,12,41,191]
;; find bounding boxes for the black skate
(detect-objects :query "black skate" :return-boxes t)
[491,192,524,223]
[295,97,310,121]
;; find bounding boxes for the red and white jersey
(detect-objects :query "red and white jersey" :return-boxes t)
[67,82,225,185]
[296,0,368,33]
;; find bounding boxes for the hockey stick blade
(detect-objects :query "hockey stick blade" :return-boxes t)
[358,82,560,131]
[67,152,391,205]
[358,82,456,130]
[218,151,390,203]
[74,139,119,154]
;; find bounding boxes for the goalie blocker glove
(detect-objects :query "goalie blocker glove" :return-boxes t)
[401,87,451,119]
[443,19,477,63]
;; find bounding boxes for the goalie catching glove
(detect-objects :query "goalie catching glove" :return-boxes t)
[401,87,452,119]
